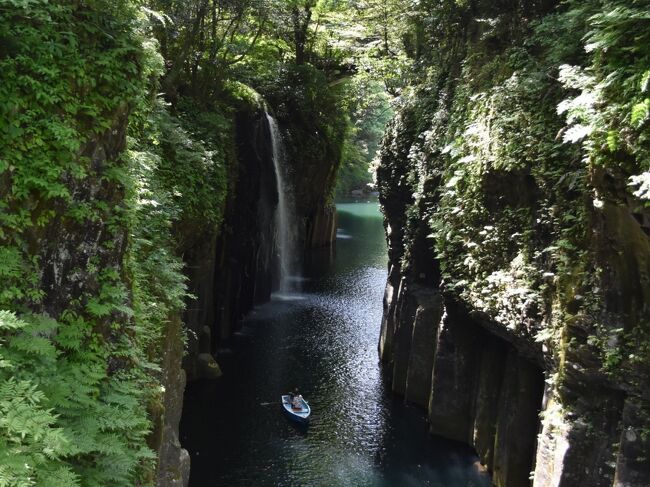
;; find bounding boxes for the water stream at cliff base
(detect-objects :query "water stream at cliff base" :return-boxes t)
[180,201,491,486]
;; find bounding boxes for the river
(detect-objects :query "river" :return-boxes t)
[180,201,490,486]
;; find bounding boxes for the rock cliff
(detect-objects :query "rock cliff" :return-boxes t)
[0,3,343,485]
[377,1,650,485]
[181,106,276,381]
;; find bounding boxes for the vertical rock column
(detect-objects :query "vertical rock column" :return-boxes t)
[472,336,508,469]
[379,264,402,362]
[155,314,191,486]
[492,352,545,486]
[182,106,277,379]
[405,288,443,407]
[426,306,481,444]
[305,203,338,250]
[379,270,547,486]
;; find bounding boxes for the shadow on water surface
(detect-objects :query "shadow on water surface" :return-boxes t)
[180,201,491,486]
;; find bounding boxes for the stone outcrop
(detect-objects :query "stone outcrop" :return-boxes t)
[37,106,132,335]
[380,266,545,487]
[305,204,338,250]
[154,314,191,487]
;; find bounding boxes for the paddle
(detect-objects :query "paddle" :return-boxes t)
[260,398,309,407]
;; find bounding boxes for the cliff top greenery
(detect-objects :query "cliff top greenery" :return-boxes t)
[376,0,650,403]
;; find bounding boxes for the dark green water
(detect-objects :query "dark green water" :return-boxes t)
[180,201,490,486]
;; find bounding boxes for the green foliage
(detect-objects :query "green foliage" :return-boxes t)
[558,0,650,176]
[150,0,270,99]
[336,77,393,196]
[554,0,650,376]
[127,98,193,359]
[0,311,156,487]
[378,0,650,383]
[0,2,177,485]
[144,102,229,247]
[0,0,151,310]
[265,64,349,205]
[428,57,587,332]
[341,0,415,93]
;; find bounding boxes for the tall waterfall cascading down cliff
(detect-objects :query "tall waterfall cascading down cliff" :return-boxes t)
[266,112,299,293]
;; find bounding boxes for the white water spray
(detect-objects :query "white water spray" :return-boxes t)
[266,112,298,293]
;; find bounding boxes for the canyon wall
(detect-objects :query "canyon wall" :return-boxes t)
[181,100,341,381]
[1,4,343,486]
[144,97,343,482]
[157,68,346,481]
[377,1,650,486]
[181,106,277,381]
[181,67,346,381]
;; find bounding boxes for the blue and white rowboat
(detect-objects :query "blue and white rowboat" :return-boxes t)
[281,395,310,424]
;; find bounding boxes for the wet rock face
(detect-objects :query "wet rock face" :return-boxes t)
[37,107,131,334]
[378,133,650,486]
[380,268,546,486]
[155,314,190,487]
[376,2,650,482]
[305,204,338,250]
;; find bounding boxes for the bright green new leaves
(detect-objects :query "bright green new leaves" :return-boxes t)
[0,291,164,486]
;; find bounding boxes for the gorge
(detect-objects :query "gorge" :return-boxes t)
[1,1,649,487]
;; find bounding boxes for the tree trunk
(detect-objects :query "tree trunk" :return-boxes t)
[292,3,313,65]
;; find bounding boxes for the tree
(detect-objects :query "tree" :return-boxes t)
[290,0,318,65]
[150,0,269,98]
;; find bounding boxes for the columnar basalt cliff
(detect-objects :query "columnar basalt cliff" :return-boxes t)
[377,1,650,486]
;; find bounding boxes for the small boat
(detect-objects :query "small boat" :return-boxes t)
[281,395,310,424]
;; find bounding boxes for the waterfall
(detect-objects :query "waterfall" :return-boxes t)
[265,112,298,293]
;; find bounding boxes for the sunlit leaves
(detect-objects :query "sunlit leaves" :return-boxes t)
[629,172,650,201]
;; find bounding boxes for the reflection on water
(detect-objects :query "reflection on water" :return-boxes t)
[180,202,490,486]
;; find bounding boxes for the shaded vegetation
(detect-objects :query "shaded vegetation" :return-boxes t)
[0,0,395,484]
[378,0,650,377]
[376,0,650,483]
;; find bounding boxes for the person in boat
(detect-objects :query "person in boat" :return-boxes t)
[291,388,303,409]
[288,387,298,404]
